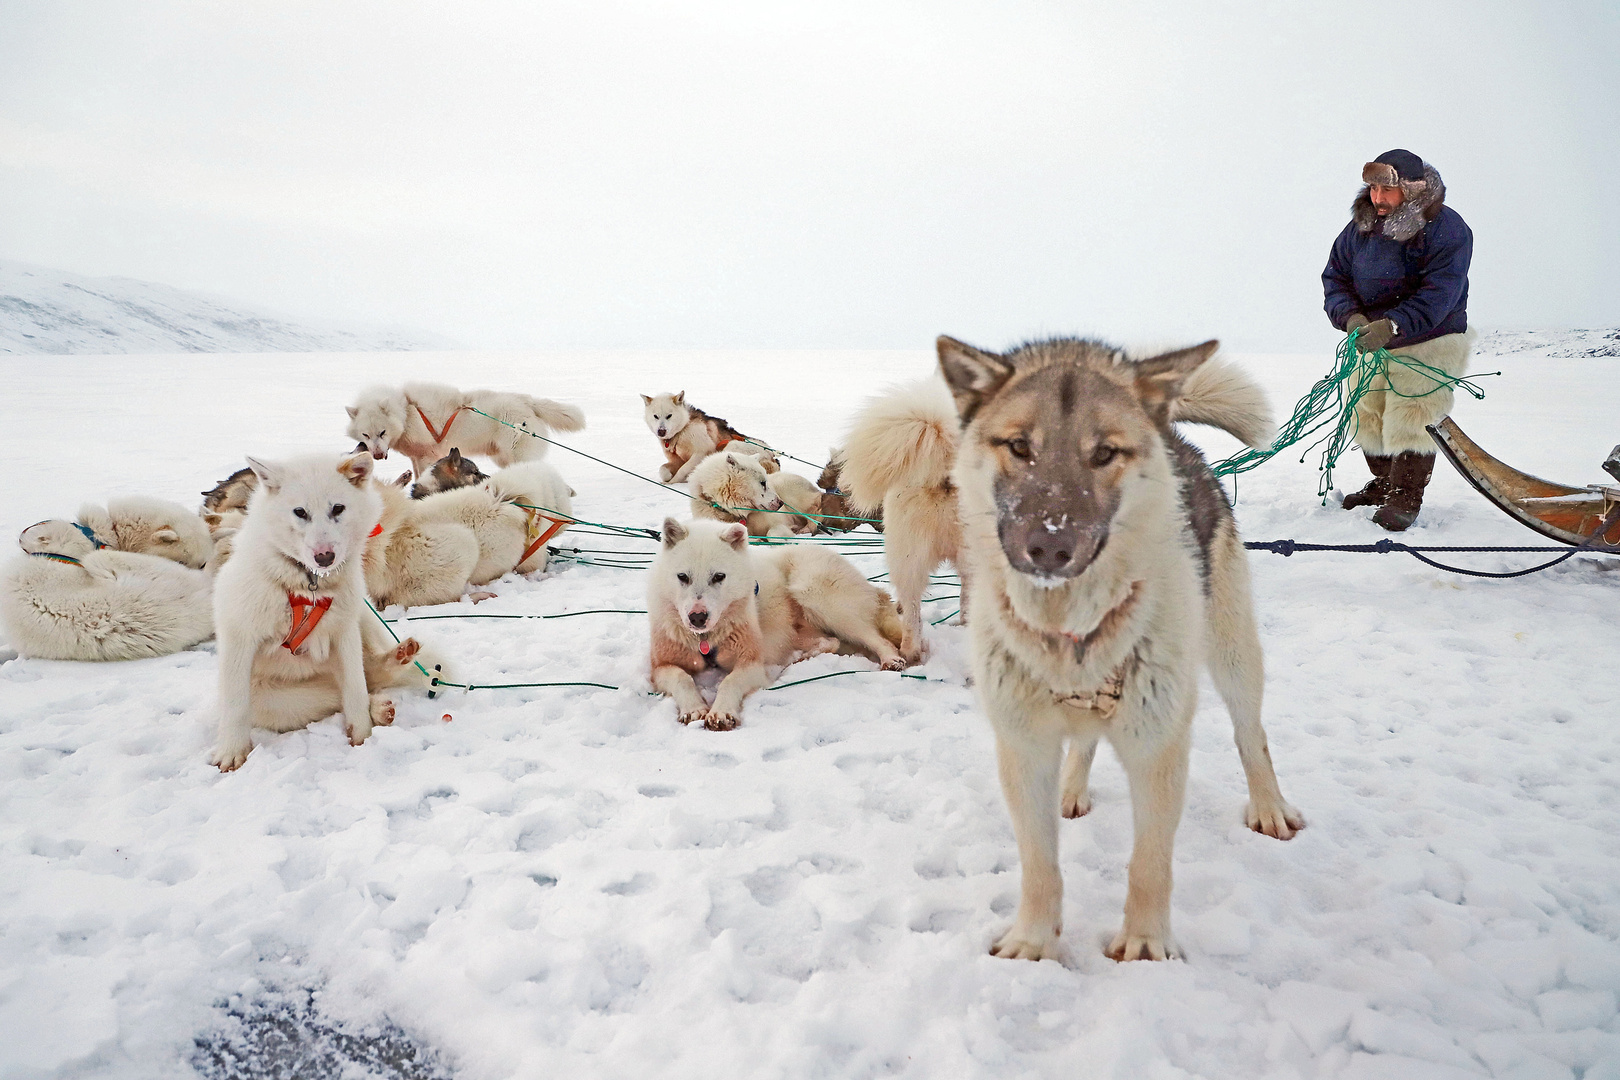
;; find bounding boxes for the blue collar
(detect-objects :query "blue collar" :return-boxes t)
[74,523,109,549]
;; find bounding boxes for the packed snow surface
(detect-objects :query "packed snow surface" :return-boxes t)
[0,260,442,354]
[1,341,1618,1079]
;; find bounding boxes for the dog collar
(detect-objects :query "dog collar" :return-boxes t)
[73,523,109,549]
[282,592,334,653]
[29,551,83,566]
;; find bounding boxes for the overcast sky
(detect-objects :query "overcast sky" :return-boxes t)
[0,1,1614,351]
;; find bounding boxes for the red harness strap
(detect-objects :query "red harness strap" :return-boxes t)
[519,508,572,566]
[282,593,333,653]
[415,405,462,443]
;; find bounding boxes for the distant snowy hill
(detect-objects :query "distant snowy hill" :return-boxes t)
[1476,327,1620,358]
[0,260,447,353]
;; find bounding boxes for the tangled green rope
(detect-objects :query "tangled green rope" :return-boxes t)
[1211,328,1494,500]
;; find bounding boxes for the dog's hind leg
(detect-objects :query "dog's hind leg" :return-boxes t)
[1060,733,1100,818]
[1207,536,1304,840]
[247,679,343,733]
[886,531,932,664]
[989,723,1067,961]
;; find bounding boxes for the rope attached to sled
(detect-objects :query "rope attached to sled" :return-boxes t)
[1211,328,1497,501]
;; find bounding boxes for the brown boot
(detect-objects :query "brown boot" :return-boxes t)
[1373,452,1437,531]
[1341,452,1394,509]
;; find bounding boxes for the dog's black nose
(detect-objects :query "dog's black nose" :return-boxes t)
[313,550,335,568]
[689,610,709,629]
[1024,538,1073,575]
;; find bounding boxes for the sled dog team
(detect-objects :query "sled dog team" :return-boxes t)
[5,342,1304,962]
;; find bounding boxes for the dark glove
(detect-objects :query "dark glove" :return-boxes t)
[1345,313,1369,333]
[1354,318,1395,353]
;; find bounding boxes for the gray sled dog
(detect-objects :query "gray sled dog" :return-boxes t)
[935,335,1303,963]
[209,451,446,772]
[647,518,905,730]
[2,522,214,661]
[346,381,586,477]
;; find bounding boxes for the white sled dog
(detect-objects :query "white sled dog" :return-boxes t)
[362,474,482,608]
[347,382,586,476]
[933,334,1302,964]
[647,518,905,730]
[841,351,1275,664]
[2,522,214,661]
[641,392,778,483]
[409,460,574,585]
[209,452,445,772]
[73,497,214,569]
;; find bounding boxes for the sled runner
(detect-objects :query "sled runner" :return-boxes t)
[1427,417,1620,547]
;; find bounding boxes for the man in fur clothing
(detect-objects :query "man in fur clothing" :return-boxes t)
[1323,148,1474,530]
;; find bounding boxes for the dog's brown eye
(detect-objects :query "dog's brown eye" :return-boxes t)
[1092,445,1120,467]
[677,572,691,585]
[331,504,345,518]
[711,572,726,585]
[293,507,309,520]
[1006,437,1032,460]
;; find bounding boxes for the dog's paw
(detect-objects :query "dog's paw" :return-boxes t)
[345,718,374,746]
[1245,798,1305,840]
[210,739,252,772]
[468,590,498,603]
[393,638,421,665]
[880,655,908,672]
[1061,791,1093,818]
[703,709,740,732]
[370,695,397,727]
[1106,928,1180,962]
[658,466,675,483]
[990,922,1063,962]
[676,707,705,726]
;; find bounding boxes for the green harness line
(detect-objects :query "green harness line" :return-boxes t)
[1210,328,1496,500]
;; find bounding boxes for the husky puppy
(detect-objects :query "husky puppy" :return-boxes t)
[935,335,1302,963]
[641,392,777,483]
[346,382,586,476]
[409,448,490,499]
[364,475,482,608]
[209,451,444,772]
[647,518,906,730]
[410,460,573,584]
[2,531,214,661]
[816,449,879,533]
[75,497,214,570]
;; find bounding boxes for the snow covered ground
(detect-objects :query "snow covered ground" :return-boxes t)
[1,338,1618,1079]
[0,260,444,354]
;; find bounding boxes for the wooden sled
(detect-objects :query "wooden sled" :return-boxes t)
[1427,417,1620,548]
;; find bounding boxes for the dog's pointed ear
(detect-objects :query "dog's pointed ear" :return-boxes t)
[153,528,179,544]
[1133,340,1219,424]
[640,394,652,405]
[203,512,223,528]
[338,451,374,487]
[662,517,687,548]
[345,405,358,420]
[719,522,748,550]
[937,336,1014,424]
[393,471,413,488]
[245,456,282,495]
[446,448,461,462]
[673,391,685,405]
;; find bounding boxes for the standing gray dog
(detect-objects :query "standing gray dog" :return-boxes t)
[940,335,1303,963]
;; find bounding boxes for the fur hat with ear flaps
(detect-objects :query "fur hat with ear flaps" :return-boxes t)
[1353,148,1446,243]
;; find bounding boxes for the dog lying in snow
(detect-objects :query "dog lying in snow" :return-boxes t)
[816,449,879,533]
[688,452,827,537]
[409,447,489,499]
[347,381,586,476]
[209,451,448,772]
[362,471,481,608]
[407,460,574,586]
[935,334,1301,963]
[646,518,906,730]
[641,392,778,483]
[2,523,214,661]
[66,497,214,570]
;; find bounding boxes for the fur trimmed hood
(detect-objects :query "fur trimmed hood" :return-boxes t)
[1352,164,1446,243]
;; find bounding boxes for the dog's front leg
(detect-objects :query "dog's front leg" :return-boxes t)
[334,623,374,746]
[991,729,1065,961]
[1108,719,1191,961]
[652,664,709,726]
[705,662,770,732]
[210,632,259,771]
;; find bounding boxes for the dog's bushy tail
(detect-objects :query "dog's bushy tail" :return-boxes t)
[1173,359,1275,449]
[840,378,959,513]
[484,461,567,510]
[523,396,586,434]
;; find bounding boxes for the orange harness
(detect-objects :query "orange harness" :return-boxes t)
[415,405,462,443]
[520,508,571,566]
[282,593,333,653]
